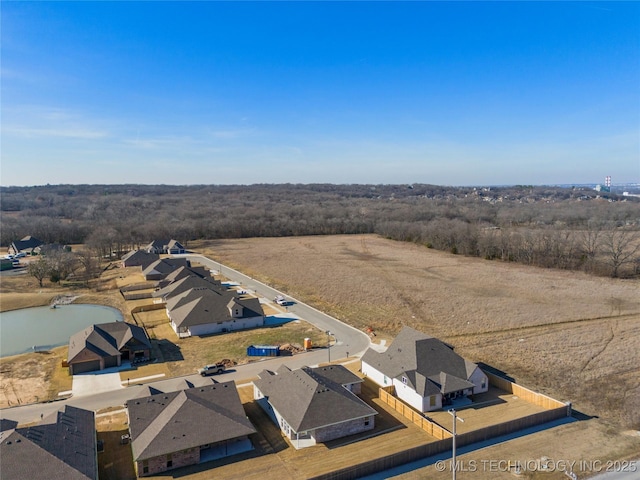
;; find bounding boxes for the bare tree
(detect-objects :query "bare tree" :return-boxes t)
[27,257,50,288]
[600,225,640,278]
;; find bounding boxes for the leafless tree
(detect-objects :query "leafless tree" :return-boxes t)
[599,225,640,278]
[27,257,50,287]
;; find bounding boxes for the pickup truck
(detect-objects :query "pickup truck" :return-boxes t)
[197,363,226,376]
[274,295,288,306]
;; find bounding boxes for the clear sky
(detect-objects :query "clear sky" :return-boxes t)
[1,1,639,187]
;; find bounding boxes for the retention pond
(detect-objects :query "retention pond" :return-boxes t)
[0,304,123,357]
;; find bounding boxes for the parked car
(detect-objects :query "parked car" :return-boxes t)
[197,363,226,376]
[274,295,288,306]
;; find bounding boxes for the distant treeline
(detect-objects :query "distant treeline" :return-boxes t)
[1,184,639,277]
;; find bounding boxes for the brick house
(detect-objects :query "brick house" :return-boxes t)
[67,322,151,375]
[126,382,256,476]
[253,365,377,449]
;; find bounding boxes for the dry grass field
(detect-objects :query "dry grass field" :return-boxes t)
[192,234,640,432]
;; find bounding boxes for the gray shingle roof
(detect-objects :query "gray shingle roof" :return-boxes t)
[142,258,190,278]
[305,365,364,387]
[154,273,224,299]
[254,366,377,433]
[68,322,151,363]
[127,382,255,461]
[0,406,97,480]
[361,326,479,395]
[167,288,263,329]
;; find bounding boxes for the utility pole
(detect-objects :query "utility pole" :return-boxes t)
[448,409,464,480]
[326,330,333,363]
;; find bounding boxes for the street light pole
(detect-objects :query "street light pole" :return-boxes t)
[326,330,332,363]
[448,408,464,480]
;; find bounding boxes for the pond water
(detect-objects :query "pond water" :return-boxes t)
[0,304,123,357]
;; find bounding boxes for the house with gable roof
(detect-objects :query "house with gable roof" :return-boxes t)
[8,236,44,256]
[126,381,255,476]
[145,239,186,255]
[121,249,160,269]
[142,258,190,281]
[67,322,151,374]
[166,288,264,338]
[361,326,488,412]
[0,406,97,480]
[253,365,377,449]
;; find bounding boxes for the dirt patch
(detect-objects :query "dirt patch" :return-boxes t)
[0,347,68,408]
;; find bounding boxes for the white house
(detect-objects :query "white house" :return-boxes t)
[361,326,488,412]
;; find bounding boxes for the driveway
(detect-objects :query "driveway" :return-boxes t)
[71,364,128,396]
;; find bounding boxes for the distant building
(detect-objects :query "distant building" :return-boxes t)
[8,236,44,256]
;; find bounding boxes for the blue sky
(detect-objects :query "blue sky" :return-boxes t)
[1,1,638,186]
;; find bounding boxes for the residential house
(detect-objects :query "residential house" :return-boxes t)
[253,365,377,449]
[121,250,160,269]
[145,239,186,255]
[0,406,97,480]
[153,274,225,304]
[142,258,190,281]
[67,322,151,374]
[8,236,44,256]
[361,326,488,412]
[167,288,264,337]
[126,382,256,476]
[33,243,72,256]
[154,265,222,293]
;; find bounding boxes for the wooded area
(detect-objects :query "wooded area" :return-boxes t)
[1,183,639,278]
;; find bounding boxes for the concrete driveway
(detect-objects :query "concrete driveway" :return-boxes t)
[71,364,128,396]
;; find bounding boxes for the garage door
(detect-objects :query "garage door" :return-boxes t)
[71,360,101,374]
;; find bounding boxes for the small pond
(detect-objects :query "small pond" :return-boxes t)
[0,304,123,357]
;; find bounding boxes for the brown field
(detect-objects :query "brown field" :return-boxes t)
[192,235,640,430]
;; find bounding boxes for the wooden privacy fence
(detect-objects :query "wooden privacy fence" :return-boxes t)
[486,371,569,411]
[120,283,156,292]
[379,388,451,440]
[310,372,572,480]
[309,437,452,480]
[130,303,166,315]
[123,292,153,300]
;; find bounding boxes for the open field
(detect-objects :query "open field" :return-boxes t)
[193,234,640,430]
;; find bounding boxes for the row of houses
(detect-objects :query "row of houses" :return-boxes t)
[0,363,377,478]
[6,236,186,258]
[4,323,490,478]
[122,247,266,338]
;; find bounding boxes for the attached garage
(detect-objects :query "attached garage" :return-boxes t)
[70,359,102,375]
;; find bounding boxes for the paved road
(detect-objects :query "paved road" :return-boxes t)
[182,253,372,362]
[1,254,373,424]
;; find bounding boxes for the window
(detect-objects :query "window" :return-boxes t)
[143,467,149,474]
[402,376,408,385]
[430,395,436,407]
[364,418,370,426]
